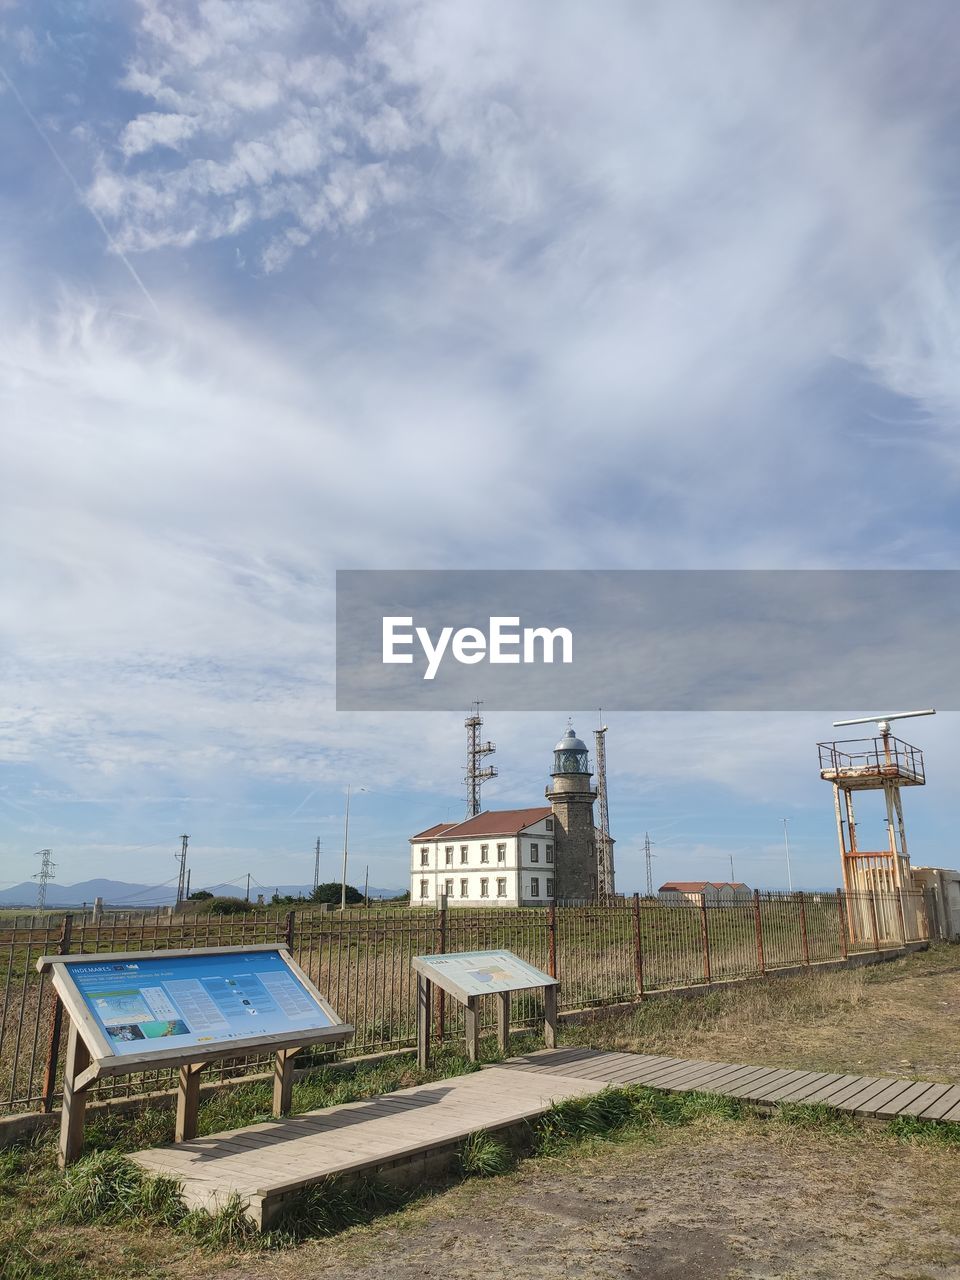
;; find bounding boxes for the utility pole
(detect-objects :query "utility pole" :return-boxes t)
[175,834,189,906]
[363,864,369,908]
[245,872,251,903]
[782,818,793,892]
[643,832,655,897]
[185,868,191,899]
[594,717,615,902]
[33,849,56,911]
[464,701,497,817]
[729,853,736,883]
[313,837,322,894]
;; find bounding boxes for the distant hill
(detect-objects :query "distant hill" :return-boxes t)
[0,879,406,907]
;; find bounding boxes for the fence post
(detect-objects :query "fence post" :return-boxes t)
[631,893,645,998]
[753,890,765,975]
[42,913,73,1113]
[698,892,712,984]
[284,909,296,954]
[435,898,447,1043]
[836,889,848,959]
[868,888,881,953]
[546,902,558,980]
[797,893,810,966]
[895,889,906,947]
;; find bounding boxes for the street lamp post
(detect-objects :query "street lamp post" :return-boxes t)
[782,817,794,892]
[341,785,366,910]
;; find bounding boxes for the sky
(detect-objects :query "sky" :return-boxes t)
[2,1,959,901]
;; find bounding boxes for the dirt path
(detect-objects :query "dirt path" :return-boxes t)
[232,1122,960,1280]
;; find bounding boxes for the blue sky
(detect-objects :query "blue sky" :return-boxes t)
[1,1,959,899]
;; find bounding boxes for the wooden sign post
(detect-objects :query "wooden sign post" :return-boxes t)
[37,944,353,1166]
[412,949,559,1069]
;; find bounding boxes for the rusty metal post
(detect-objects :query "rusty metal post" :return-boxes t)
[797,893,810,966]
[753,890,765,975]
[435,899,447,1043]
[698,892,712,984]
[895,889,906,946]
[631,893,645,997]
[868,887,881,953]
[42,913,73,1113]
[546,902,557,979]
[836,889,848,959]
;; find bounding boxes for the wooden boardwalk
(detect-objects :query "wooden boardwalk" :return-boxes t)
[129,1047,960,1228]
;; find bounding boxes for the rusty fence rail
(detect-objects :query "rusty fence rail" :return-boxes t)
[0,888,931,1118]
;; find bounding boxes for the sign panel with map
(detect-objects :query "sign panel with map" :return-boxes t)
[40,945,352,1068]
[411,949,557,1003]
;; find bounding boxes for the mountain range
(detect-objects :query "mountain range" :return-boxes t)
[0,878,405,907]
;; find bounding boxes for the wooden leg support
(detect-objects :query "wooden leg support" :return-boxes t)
[175,1063,204,1143]
[543,984,558,1050]
[417,974,432,1070]
[464,996,480,1063]
[496,991,510,1054]
[58,1021,91,1168]
[273,1048,298,1117]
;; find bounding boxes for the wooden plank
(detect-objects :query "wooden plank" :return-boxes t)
[833,1078,906,1113]
[774,1073,847,1103]
[872,1081,942,1118]
[719,1067,798,1099]
[496,992,511,1053]
[794,1073,867,1105]
[917,1084,960,1120]
[745,1070,825,1102]
[895,1084,952,1118]
[272,1048,298,1118]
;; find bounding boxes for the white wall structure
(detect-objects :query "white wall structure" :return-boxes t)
[410,807,557,906]
[912,867,960,941]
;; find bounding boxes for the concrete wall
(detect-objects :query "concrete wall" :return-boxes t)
[913,867,960,941]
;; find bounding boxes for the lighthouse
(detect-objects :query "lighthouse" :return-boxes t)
[546,726,599,903]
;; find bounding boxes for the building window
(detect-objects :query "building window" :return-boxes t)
[546,878,554,898]
[445,846,453,865]
[444,878,454,898]
[460,878,469,897]
[420,850,429,866]
[545,817,553,831]
[460,844,468,864]
[497,843,506,862]
[480,843,489,863]
[496,877,507,898]
[480,878,489,897]
[545,844,554,863]
[530,843,539,862]
[530,877,540,897]
[420,879,429,899]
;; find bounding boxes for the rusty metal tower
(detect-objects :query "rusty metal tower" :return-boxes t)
[464,701,497,817]
[594,719,615,901]
[818,709,934,939]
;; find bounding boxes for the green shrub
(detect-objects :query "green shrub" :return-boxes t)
[190,896,253,916]
[460,1131,513,1177]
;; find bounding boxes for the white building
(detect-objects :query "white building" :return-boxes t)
[411,807,557,906]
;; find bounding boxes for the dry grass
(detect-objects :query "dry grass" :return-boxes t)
[565,944,960,1081]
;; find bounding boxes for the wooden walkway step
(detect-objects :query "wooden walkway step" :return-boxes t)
[128,1049,960,1229]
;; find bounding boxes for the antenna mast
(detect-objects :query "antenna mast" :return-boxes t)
[33,848,56,911]
[643,831,655,897]
[594,717,615,901]
[313,837,322,893]
[175,834,189,906]
[464,701,497,817]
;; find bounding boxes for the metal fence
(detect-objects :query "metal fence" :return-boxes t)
[0,887,931,1117]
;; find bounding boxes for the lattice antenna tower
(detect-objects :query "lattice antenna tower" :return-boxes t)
[33,848,56,911]
[175,834,189,905]
[594,715,615,901]
[643,831,656,897]
[464,701,497,818]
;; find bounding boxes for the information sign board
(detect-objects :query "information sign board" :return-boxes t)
[412,948,557,1003]
[39,944,352,1073]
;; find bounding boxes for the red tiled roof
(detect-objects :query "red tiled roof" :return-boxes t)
[411,807,551,841]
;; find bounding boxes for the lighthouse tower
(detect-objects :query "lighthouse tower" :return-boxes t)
[546,726,599,903]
